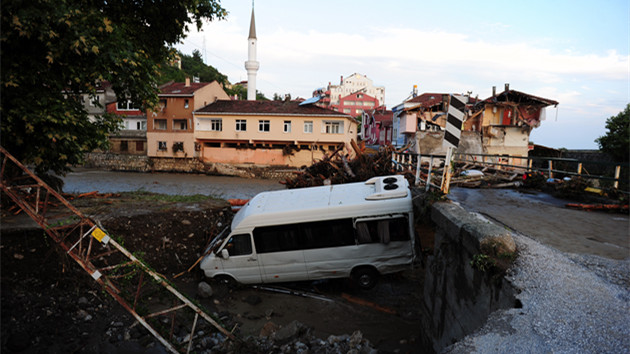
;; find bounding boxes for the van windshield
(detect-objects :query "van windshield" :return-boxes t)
[209,226,230,254]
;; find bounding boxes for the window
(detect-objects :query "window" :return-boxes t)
[120,141,128,152]
[304,121,313,133]
[90,95,101,107]
[184,99,189,109]
[135,141,144,152]
[155,119,167,130]
[345,100,354,106]
[173,119,188,130]
[356,217,410,244]
[172,141,184,153]
[117,100,137,110]
[356,109,363,115]
[236,119,247,131]
[253,219,355,254]
[259,120,270,132]
[210,118,222,131]
[283,121,291,133]
[137,121,147,130]
[224,234,252,256]
[343,108,351,114]
[158,141,167,151]
[323,121,343,134]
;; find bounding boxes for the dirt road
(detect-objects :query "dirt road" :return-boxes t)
[449,187,629,260]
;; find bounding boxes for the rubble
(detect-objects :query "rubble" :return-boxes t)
[281,142,412,188]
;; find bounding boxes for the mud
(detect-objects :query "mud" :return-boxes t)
[1,193,426,353]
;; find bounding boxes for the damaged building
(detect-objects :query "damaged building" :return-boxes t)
[467,84,559,157]
[393,84,558,163]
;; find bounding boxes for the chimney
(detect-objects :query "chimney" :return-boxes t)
[340,76,343,85]
[492,86,496,97]
[185,77,191,87]
[413,85,418,98]
[505,83,510,91]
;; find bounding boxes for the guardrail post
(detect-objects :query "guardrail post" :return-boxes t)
[614,165,621,189]
[577,162,583,175]
[426,156,434,192]
[548,160,553,178]
[528,158,533,171]
[415,154,422,186]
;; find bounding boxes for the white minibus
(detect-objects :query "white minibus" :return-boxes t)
[200,175,416,289]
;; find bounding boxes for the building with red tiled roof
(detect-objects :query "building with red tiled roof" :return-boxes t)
[146,79,229,158]
[193,100,358,167]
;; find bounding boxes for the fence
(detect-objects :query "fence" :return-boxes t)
[392,151,628,193]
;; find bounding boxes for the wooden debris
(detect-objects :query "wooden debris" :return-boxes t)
[282,141,402,189]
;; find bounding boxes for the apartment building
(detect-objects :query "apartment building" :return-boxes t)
[146,79,229,158]
[193,100,358,167]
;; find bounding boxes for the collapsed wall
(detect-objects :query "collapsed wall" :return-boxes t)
[417,198,518,353]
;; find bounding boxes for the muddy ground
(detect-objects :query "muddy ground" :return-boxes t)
[1,193,428,353]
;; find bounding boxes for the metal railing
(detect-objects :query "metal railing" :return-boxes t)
[0,146,237,353]
[392,151,628,193]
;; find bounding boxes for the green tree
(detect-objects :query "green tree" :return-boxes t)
[1,0,226,176]
[181,50,227,85]
[595,104,629,162]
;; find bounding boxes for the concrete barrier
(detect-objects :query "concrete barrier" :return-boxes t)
[419,200,517,353]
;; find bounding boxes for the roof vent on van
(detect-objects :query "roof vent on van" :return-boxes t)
[364,175,408,200]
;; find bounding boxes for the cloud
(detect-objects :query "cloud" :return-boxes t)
[177,16,627,149]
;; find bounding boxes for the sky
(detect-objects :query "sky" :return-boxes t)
[176,0,629,150]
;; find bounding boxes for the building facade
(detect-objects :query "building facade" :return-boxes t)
[338,92,379,117]
[362,109,394,146]
[313,73,385,113]
[146,79,230,158]
[107,100,147,155]
[193,100,358,167]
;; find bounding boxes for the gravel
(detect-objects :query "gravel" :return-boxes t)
[444,232,630,353]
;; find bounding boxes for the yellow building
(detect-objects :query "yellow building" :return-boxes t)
[193,100,358,167]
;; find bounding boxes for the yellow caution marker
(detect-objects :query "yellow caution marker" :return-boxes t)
[91,227,111,245]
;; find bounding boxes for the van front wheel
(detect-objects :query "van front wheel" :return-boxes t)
[352,267,378,290]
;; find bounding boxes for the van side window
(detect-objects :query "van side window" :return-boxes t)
[302,219,354,249]
[254,224,300,253]
[253,219,354,253]
[225,234,252,256]
[356,217,410,244]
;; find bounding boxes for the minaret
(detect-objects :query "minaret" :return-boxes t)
[244,5,259,101]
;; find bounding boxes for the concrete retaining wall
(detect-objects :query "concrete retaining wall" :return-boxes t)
[419,200,517,353]
[414,131,484,156]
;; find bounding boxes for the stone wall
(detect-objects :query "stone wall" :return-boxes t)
[83,152,297,179]
[417,199,517,353]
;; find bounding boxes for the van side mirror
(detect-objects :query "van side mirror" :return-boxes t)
[221,249,229,260]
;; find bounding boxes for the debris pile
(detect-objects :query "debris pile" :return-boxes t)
[281,142,408,189]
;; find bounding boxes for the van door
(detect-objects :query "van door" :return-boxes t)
[253,224,308,283]
[219,234,262,284]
